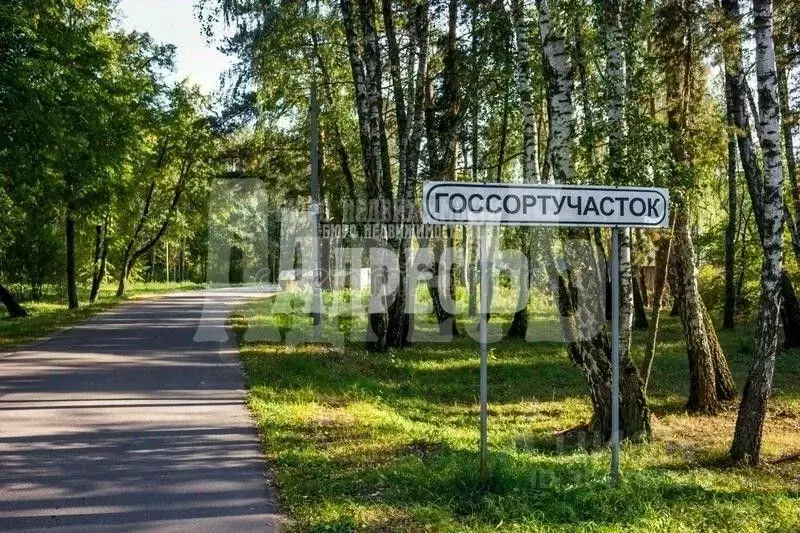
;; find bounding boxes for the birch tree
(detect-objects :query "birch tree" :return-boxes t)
[383,0,429,347]
[601,0,633,361]
[507,0,540,338]
[720,0,800,350]
[340,0,392,350]
[536,0,650,442]
[731,0,785,464]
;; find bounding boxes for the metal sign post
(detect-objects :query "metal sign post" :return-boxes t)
[479,224,490,482]
[610,227,620,488]
[421,182,669,487]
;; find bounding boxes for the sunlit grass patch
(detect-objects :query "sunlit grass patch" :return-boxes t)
[235,292,800,531]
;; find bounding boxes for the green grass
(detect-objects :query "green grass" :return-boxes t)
[233,289,800,531]
[0,282,203,350]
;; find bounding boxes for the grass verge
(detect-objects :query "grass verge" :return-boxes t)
[233,289,800,531]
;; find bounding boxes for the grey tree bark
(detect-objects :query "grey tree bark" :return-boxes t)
[66,213,78,310]
[382,0,429,347]
[723,75,738,329]
[341,0,392,350]
[89,214,109,304]
[777,51,800,259]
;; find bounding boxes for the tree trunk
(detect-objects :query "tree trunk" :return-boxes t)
[670,208,721,412]
[777,53,800,259]
[643,228,674,393]
[507,0,540,339]
[508,230,529,338]
[633,273,649,330]
[179,240,185,283]
[779,69,800,229]
[639,266,649,308]
[66,214,78,310]
[96,237,109,301]
[468,226,478,316]
[660,0,735,413]
[537,0,575,184]
[537,0,650,442]
[556,240,651,442]
[341,0,379,198]
[510,0,540,184]
[342,0,393,350]
[702,301,737,400]
[484,87,511,322]
[385,0,428,347]
[619,228,634,358]
[89,224,103,302]
[467,4,479,319]
[602,0,634,358]
[419,0,461,338]
[731,0,784,465]
[89,215,109,304]
[116,261,129,297]
[723,76,738,329]
[0,283,28,318]
[721,0,800,349]
[780,273,800,348]
[595,228,613,321]
[340,0,388,348]
[385,0,429,347]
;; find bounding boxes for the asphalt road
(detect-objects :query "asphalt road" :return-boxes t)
[0,290,281,532]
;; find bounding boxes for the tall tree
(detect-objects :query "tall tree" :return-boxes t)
[731,0,785,465]
[382,0,429,347]
[601,0,634,360]
[537,0,650,441]
[660,0,736,413]
[116,85,213,297]
[723,68,738,329]
[508,0,540,338]
[720,0,800,349]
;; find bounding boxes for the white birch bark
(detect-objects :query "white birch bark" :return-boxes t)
[534,0,650,441]
[509,0,539,184]
[508,0,540,337]
[359,0,386,199]
[602,0,632,360]
[340,0,377,194]
[407,2,428,184]
[535,0,575,184]
[619,228,633,360]
[731,0,784,464]
[604,0,625,161]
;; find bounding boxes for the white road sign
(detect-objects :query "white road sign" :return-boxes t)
[423,182,670,228]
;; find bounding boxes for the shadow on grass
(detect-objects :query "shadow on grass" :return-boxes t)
[237,310,800,530]
[263,425,787,530]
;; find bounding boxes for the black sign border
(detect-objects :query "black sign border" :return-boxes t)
[423,182,669,228]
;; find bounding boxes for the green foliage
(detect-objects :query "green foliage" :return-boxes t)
[0,0,219,306]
